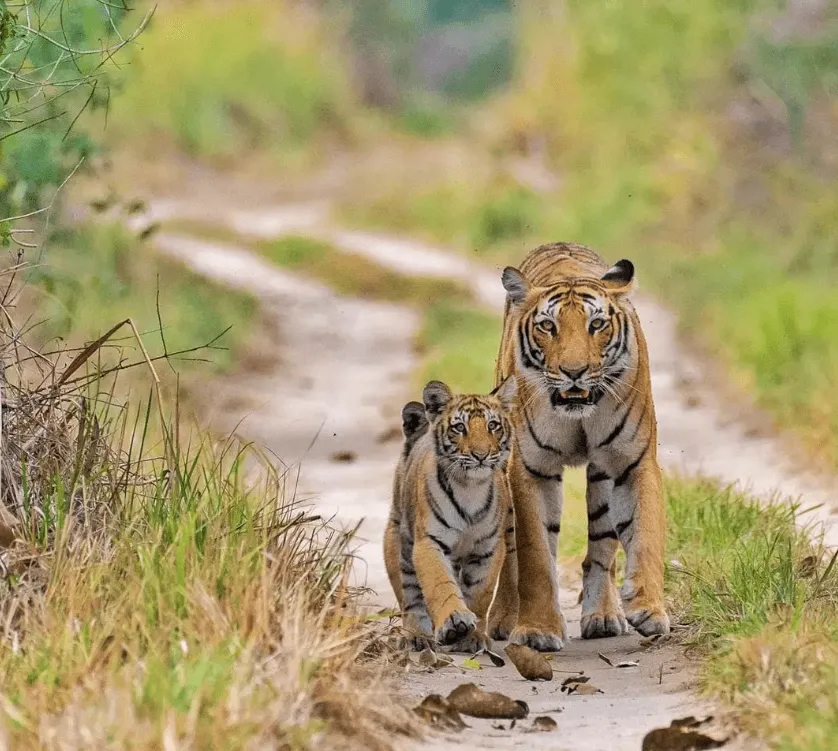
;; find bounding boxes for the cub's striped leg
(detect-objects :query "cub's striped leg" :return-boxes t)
[580,464,628,639]
[398,532,433,649]
[383,517,404,609]
[610,450,670,636]
[488,503,519,640]
[507,451,566,652]
[413,530,477,646]
[454,532,505,652]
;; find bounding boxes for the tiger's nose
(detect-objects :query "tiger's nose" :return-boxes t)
[560,366,588,381]
[472,449,490,462]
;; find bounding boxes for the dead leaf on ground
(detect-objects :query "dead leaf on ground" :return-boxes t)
[447,683,529,720]
[418,648,454,669]
[561,675,602,695]
[329,450,357,463]
[505,644,553,681]
[414,694,467,731]
[598,652,640,668]
[642,716,727,751]
[531,716,558,732]
[798,555,818,578]
[561,674,590,688]
[483,648,506,667]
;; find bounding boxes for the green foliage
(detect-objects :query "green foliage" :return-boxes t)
[0,1,146,216]
[113,2,359,161]
[26,223,257,374]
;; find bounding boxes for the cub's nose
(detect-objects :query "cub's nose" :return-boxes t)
[472,449,490,462]
[559,366,588,381]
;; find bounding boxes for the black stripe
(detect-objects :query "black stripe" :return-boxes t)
[597,390,637,448]
[426,490,454,530]
[545,522,561,535]
[467,550,495,564]
[523,458,563,482]
[587,467,610,483]
[470,484,496,523]
[436,464,469,522]
[614,443,649,488]
[589,529,618,542]
[405,602,426,613]
[519,322,542,371]
[584,558,610,572]
[505,525,515,535]
[616,519,633,536]
[427,534,452,556]
[587,504,610,522]
[402,583,421,591]
[400,565,416,576]
[524,410,562,454]
[472,527,500,549]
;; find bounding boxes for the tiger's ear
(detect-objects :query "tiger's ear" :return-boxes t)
[423,380,453,419]
[490,376,518,411]
[602,259,635,295]
[401,401,429,441]
[502,267,530,305]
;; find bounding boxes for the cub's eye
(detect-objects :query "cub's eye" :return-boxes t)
[449,423,466,435]
[589,318,607,333]
[536,320,556,335]
[487,420,501,432]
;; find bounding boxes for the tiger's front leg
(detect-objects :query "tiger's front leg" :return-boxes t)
[507,450,566,652]
[580,464,628,639]
[487,499,519,640]
[609,451,670,636]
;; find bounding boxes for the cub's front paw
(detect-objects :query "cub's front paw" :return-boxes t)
[580,611,629,639]
[488,611,517,641]
[436,610,477,646]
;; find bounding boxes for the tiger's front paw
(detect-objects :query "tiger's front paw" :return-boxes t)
[509,614,566,652]
[625,605,670,637]
[436,610,477,646]
[580,610,629,639]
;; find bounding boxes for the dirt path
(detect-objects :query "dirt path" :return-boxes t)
[134,196,838,750]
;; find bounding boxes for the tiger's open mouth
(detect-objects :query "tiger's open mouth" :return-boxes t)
[550,387,597,407]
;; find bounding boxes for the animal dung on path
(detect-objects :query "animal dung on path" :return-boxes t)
[447,683,529,719]
[329,450,357,463]
[531,716,558,732]
[505,644,553,681]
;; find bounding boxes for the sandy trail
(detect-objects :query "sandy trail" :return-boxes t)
[136,196,838,750]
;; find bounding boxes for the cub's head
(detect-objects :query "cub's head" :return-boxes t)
[422,379,516,477]
[502,258,636,419]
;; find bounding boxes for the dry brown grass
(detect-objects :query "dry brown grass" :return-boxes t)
[0,259,417,749]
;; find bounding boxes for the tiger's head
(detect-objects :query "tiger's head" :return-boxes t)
[501,259,636,419]
[422,379,516,478]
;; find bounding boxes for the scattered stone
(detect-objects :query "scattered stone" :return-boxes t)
[414,694,466,731]
[532,716,558,732]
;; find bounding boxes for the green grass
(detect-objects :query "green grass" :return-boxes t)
[111,1,364,162]
[25,222,258,377]
[664,476,838,749]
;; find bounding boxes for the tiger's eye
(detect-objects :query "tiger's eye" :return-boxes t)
[450,423,466,436]
[537,320,556,335]
[487,420,501,432]
[590,318,607,332]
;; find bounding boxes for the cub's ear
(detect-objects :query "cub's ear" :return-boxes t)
[401,401,428,442]
[502,266,530,304]
[423,380,453,418]
[602,259,635,294]
[490,376,518,411]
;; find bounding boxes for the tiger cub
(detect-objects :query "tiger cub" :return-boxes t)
[383,380,518,650]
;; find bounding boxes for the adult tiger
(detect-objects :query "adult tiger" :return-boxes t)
[495,242,670,651]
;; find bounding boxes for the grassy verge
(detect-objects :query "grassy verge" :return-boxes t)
[0,256,415,748]
[665,477,838,749]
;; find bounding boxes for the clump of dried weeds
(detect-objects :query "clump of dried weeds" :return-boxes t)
[0,259,417,750]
